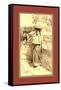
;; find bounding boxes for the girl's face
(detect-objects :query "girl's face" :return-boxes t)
[36,45,40,50]
[37,45,40,48]
[36,31,40,35]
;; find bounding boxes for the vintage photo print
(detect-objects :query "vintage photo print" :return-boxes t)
[19,13,53,77]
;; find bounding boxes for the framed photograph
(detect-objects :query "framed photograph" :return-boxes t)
[8,4,59,86]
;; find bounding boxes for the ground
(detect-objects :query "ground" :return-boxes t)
[19,43,53,77]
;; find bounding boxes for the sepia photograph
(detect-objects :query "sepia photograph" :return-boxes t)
[19,13,53,77]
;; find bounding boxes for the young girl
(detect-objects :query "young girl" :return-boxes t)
[32,28,42,67]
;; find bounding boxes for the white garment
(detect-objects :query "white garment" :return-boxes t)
[32,33,42,45]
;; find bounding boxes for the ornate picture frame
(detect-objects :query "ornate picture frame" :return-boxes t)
[8,4,59,86]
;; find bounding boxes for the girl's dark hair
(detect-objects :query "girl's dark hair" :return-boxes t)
[36,30,41,35]
[34,27,42,35]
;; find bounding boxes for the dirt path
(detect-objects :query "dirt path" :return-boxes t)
[19,43,53,77]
